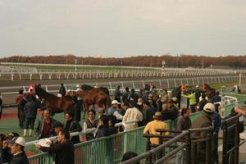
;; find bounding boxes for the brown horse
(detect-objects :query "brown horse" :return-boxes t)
[34,84,75,114]
[202,83,216,100]
[74,88,111,111]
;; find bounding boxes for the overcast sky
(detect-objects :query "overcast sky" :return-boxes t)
[0,0,246,58]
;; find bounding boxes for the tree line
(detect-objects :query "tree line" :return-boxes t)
[0,54,245,68]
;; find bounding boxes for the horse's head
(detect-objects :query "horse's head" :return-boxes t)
[33,84,52,99]
[202,83,210,91]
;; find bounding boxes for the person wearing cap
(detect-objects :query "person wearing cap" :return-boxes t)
[191,102,215,163]
[36,129,74,164]
[143,112,169,145]
[105,100,120,116]
[8,137,29,164]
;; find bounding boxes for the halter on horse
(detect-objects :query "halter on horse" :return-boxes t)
[33,84,75,114]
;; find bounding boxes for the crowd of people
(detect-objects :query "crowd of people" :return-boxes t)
[0,82,244,164]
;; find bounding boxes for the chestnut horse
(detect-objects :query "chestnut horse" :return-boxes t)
[34,85,75,114]
[202,83,216,100]
[74,88,111,111]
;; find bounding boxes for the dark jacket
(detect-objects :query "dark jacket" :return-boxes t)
[95,126,110,138]
[64,120,82,144]
[35,118,59,139]
[24,99,41,119]
[40,140,74,164]
[10,151,29,164]
[191,111,212,163]
[59,86,66,97]
[1,147,13,163]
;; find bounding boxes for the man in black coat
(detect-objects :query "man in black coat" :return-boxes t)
[36,129,74,164]
[59,83,66,97]
[8,137,29,164]
[64,112,82,144]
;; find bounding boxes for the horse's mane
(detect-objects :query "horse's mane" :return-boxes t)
[81,84,93,90]
[35,85,57,99]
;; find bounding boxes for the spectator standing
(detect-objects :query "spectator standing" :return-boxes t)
[1,133,19,164]
[194,85,202,105]
[212,91,221,112]
[59,83,66,97]
[198,93,208,111]
[122,87,130,103]
[161,102,171,121]
[105,100,120,116]
[64,112,82,144]
[35,109,60,139]
[95,115,111,138]
[176,108,191,131]
[113,105,124,122]
[122,103,143,131]
[182,90,197,113]
[211,107,221,164]
[83,109,99,141]
[108,115,118,135]
[114,85,121,102]
[8,137,29,164]
[129,89,138,102]
[72,85,83,122]
[23,95,41,137]
[53,122,64,136]
[142,100,156,124]
[143,112,169,145]
[36,130,74,164]
[191,103,214,163]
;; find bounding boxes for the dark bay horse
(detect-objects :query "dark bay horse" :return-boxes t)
[74,87,111,111]
[202,83,216,100]
[34,85,75,114]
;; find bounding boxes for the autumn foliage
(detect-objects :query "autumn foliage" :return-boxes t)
[0,54,245,68]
